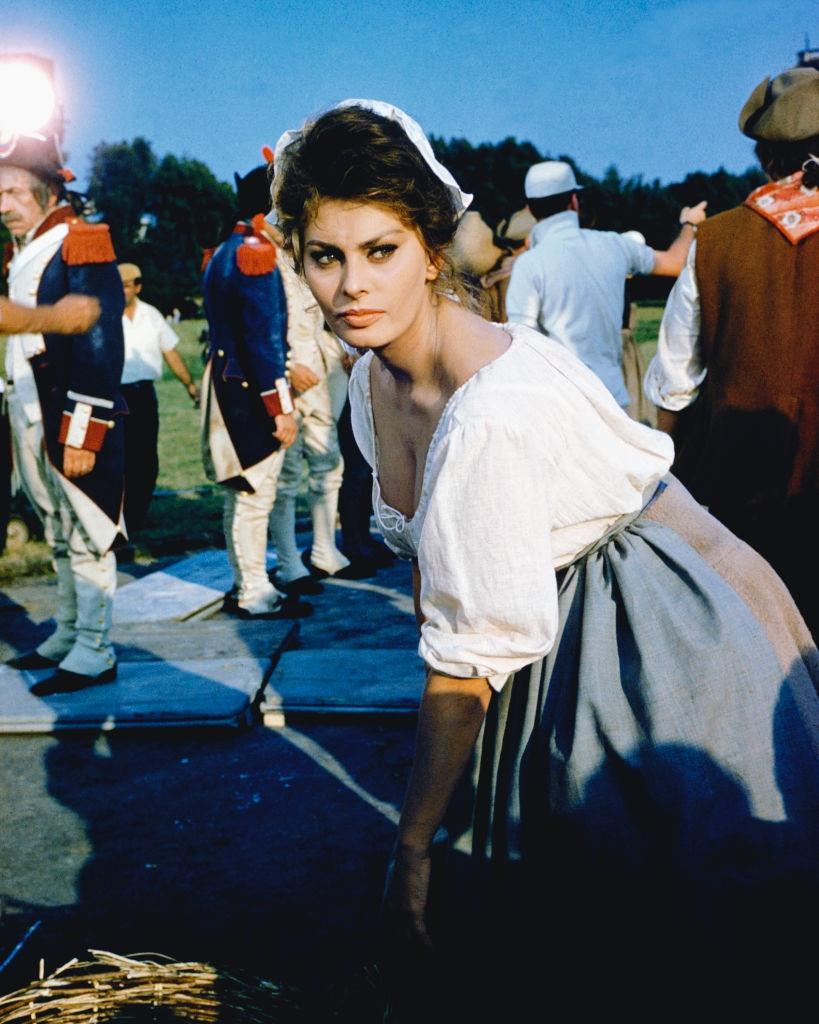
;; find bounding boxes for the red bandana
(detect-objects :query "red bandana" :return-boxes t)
[744,170,819,244]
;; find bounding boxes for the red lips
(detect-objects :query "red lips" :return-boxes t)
[336,308,385,328]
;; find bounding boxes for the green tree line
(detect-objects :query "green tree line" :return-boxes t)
[2,135,764,312]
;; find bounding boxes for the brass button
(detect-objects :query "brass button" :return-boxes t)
[241,381,249,388]
[217,349,225,357]
[107,420,115,428]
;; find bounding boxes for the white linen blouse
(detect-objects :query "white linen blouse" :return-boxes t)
[349,323,674,689]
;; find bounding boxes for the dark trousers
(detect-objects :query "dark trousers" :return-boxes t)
[337,397,375,556]
[120,380,159,535]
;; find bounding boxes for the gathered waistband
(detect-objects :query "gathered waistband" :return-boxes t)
[560,477,669,576]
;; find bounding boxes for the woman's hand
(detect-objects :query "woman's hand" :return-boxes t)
[383,841,434,951]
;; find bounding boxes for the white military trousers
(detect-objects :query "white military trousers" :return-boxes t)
[223,447,286,613]
[269,370,348,580]
[8,390,117,676]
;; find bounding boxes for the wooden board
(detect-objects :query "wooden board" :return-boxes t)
[112,549,279,624]
[0,657,271,733]
[110,618,298,662]
[260,647,423,723]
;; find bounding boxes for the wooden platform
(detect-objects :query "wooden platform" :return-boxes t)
[112,549,235,624]
[0,618,299,734]
[259,647,423,724]
[111,549,282,624]
[1,549,421,732]
[0,658,268,732]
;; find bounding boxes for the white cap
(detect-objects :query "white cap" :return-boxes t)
[524,160,583,199]
[273,98,472,219]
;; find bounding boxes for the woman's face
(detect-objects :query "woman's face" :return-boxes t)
[302,199,439,351]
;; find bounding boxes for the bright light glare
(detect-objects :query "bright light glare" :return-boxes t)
[0,61,57,135]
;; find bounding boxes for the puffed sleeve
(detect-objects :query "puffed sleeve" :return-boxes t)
[416,417,558,690]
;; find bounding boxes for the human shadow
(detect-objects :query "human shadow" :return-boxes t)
[400,658,819,1023]
[0,565,419,1018]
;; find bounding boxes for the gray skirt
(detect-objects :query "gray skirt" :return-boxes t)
[436,476,819,1006]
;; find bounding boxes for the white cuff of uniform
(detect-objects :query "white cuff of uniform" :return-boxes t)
[67,389,115,409]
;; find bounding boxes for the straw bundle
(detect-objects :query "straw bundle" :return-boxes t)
[0,950,310,1023]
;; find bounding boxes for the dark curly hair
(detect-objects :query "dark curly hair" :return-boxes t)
[273,104,476,305]
[754,134,819,188]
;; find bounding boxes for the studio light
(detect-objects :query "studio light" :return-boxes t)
[0,53,60,139]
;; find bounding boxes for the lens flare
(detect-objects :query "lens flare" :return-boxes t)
[0,60,57,135]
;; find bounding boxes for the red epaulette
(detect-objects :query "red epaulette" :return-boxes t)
[62,221,116,266]
[201,247,215,273]
[237,239,276,275]
[236,232,276,276]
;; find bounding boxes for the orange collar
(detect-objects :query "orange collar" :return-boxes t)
[744,171,819,244]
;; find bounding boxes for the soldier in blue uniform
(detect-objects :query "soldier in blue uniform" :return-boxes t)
[201,163,298,616]
[1,133,127,694]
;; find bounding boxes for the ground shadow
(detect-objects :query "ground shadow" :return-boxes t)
[0,561,419,1015]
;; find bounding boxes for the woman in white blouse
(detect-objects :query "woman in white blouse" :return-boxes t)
[273,101,819,1018]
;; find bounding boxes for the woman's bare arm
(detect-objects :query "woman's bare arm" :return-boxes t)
[387,669,492,947]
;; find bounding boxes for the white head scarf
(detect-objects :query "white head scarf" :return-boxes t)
[270,98,472,219]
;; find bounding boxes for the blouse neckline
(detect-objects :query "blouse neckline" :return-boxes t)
[364,324,518,526]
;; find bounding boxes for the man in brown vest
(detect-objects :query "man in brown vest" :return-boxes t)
[644,67,819,639]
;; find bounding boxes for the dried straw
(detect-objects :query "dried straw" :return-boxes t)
[0,949,311,1023]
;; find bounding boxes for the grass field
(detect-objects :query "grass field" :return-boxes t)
[1,305,666,581]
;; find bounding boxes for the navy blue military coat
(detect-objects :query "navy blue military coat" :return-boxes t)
[30,215,126,532]
[203,221,289,487]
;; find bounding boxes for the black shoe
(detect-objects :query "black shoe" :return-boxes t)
[301,548,376,581]
[270,572,325,597]
[7,651,59,671]
[345,538,397,569]
[331,560,377,580]
[30,665,118,696]
[232,597,314,620]
[363,538,397,568]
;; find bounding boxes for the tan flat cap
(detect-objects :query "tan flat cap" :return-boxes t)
[117,262,142,282]
[739,67,819,141]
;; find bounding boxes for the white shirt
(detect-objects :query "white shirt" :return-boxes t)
[506,211,656,407]
[349,323,673,688]
[642,242,707,411]
[121,298,178,384]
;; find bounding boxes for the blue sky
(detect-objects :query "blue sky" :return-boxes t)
[4,0,816,192]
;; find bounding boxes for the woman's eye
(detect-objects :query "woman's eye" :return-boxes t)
[309,250,338,267]
[369,245,397,261]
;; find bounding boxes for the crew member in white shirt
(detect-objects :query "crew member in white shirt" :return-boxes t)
[505,160,706,407]
[118,263,200,535]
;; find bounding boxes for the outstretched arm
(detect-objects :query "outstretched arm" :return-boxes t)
[650,201,708,276]
[0,295,100,335]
